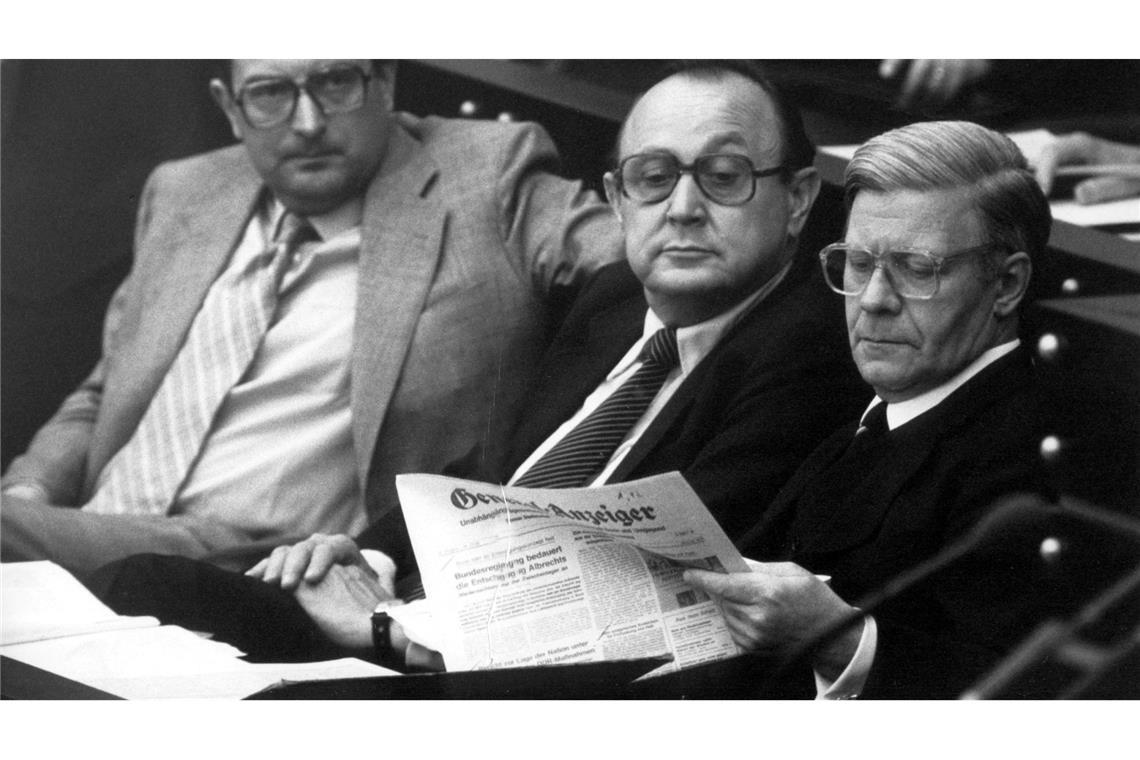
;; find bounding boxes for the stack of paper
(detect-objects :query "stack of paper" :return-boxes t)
[1,560,396,698]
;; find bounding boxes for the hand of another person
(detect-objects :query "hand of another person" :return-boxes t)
[683,561,863,682]
[880,59,991,111]
[293,563,392,650]
[245,532,373,591]
[1032,132,1140,203]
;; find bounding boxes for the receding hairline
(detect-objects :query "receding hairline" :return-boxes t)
[617,69,781,156]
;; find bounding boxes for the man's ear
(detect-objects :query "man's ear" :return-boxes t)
[993,250,1032,318]
[209,79,245,141]
[784,166,822,239]
[602,171,623,222]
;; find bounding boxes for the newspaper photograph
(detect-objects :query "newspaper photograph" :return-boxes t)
[395,471,751,676]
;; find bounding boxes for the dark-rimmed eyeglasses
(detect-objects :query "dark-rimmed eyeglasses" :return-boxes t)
[819,242,1000,300]
[615,153,786,206]
[233,65,372,129]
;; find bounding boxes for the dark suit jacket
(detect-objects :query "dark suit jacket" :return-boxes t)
[364,250,870,574]
[739,347,1057,698]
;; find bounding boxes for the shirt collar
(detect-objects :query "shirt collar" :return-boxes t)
[608,258,794,380]
[863,339,1021,431]
[268,197,364,243]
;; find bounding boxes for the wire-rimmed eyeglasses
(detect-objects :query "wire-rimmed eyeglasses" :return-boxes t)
[819,242,1000,300]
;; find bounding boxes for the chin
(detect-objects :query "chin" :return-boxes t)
[281,184,355,215]
[646,266,726,295]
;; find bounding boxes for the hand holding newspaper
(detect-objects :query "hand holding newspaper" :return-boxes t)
[395,471,750,677]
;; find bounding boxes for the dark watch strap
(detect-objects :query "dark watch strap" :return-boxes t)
[370,610,402,670]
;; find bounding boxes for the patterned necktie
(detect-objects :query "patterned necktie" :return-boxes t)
[84,213,318,515]
[513,327,680,489]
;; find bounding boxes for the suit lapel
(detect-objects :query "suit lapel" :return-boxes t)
[84,148,263,495]
[608,255,808,484]
[506,291,646,474]
[351,127,445,484]
[130,153,263,388]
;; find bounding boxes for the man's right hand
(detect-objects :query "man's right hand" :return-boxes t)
[245,532,372,591]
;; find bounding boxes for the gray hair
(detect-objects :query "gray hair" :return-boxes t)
[844,121,1052,268]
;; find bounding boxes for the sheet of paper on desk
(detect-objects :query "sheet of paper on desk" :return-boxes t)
[1006,129,1056,164]
[1049,197,1140,229]
[3,624,394,699]
[1,560,158,645]
[818,144,859,161]
[2,623,245,678]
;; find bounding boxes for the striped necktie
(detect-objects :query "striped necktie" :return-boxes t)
[84,213,318,515]
[513,327,680,489]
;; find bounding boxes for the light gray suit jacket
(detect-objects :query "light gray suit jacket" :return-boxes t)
[4,114,622,531]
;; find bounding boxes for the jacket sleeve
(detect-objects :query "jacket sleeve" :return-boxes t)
[494,122,623,299]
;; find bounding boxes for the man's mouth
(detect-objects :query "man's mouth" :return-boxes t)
[661,244,715,256]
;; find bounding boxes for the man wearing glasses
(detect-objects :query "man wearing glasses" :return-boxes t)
[89,62,867,665]
[685,120,1056,698]
[1,59,622,573]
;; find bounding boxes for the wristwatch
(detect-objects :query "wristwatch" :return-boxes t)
[371,599,405,670]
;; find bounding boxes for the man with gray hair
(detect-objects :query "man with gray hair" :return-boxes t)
[686,120,1057,698]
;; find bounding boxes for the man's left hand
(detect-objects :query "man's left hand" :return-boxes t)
[293,563,392,650]
[683,562,862,681]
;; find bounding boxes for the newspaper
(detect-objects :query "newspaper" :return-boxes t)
[395,471,750,677]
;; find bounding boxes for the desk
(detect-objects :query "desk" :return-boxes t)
[1029,295,1140,512]
[0,653,670,700]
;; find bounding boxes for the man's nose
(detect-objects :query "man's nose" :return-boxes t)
[665,173,707,225]
[858,266,902,313]
[290,90,327,136]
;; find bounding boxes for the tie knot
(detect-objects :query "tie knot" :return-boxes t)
[856,402,888,438]
[640,327,679,369]
[275,213,319,249]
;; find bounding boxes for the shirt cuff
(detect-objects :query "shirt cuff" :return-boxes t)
[814,615,878,700]
[360,549,398,598]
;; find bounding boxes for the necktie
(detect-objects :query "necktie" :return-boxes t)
[855,402,888,439]
[84,213,318,515]
[513,327,680,489]
[840,401,889,463]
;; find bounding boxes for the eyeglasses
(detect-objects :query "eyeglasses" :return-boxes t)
[233,65,373,129]
[615,153,786,206]
[819,242,999,300]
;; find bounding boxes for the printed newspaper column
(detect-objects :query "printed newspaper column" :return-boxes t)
[395,472,751,676]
